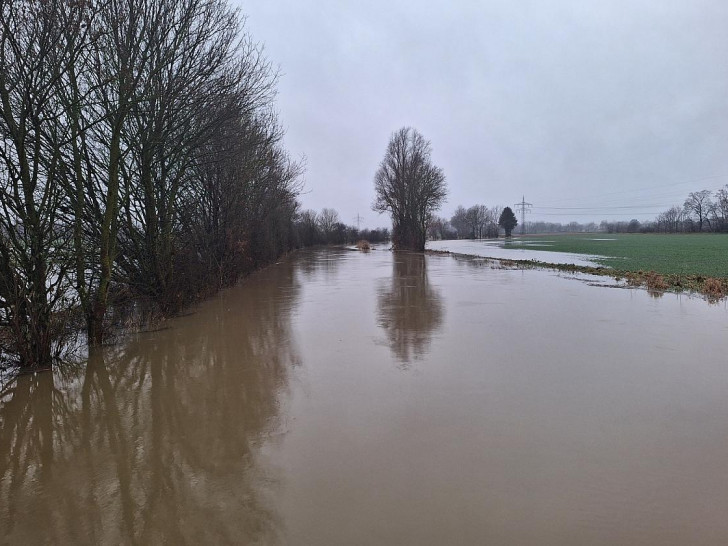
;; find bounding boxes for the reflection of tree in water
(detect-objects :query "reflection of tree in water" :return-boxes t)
[0,372,76,545]
[0,260,301,545]
[377,253,444,365]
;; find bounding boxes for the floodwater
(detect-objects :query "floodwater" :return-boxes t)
[2,248,728,545]
[428,238,606,267]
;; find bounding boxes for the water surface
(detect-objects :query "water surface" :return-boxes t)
[428,238,605,267]
[2,249,728,544]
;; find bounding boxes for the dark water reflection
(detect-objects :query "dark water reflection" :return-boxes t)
[377,253,444,364]
[0,261,300,545]
[3,249,728,545]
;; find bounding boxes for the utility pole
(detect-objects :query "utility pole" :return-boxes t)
[514,196,532,235]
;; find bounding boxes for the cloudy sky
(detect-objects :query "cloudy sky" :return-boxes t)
[239,0,728,227]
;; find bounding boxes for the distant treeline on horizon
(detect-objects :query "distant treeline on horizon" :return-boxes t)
[428,186,728,238]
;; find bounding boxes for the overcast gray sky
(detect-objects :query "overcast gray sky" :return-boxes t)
[239,0,728,227]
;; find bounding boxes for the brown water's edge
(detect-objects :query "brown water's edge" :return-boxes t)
[425,248,728,301]
[0,248,308,381]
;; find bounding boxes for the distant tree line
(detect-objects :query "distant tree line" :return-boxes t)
[524,221,599,233]
[433,185,728,237]
[598,219,648,234]
[604,186,728,234]
[295,208,390,247]
[652,188,728,233]
[427,204,504,240]
[0,0,314,370]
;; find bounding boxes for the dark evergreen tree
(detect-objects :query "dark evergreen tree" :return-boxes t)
[498,207,518,237]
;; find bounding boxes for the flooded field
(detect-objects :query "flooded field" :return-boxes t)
[428,238,606,267]
[2,248,728,545]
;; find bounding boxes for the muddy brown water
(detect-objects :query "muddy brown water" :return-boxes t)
[2,248,728,545]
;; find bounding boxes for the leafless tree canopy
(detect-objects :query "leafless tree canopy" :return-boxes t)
[316,207,340,243]
[683,190,713,233]
[448,204,500,239]
[373,127,446,251]
[0,0,306,369]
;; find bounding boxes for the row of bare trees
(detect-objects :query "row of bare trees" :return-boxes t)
[0,0,303,369]
[427,204,503,240]
[655,187,728,233]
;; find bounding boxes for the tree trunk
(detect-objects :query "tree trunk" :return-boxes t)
[87,303,106,347]
[90,118,123,347]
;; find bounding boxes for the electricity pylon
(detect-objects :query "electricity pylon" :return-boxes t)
[514,196,532,235]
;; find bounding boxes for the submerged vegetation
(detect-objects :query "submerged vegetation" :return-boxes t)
[428,247,728,301]
[0,0,307,371]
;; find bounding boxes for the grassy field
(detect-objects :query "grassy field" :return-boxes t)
[504,233,728,277]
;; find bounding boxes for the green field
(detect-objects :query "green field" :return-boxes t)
[504,233,728,277]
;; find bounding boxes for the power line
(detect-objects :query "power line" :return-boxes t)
[538,176,728,206]
[533,211,662,216]
[536,175,728,206]
[533,204,677,210]
[588,174,728,198]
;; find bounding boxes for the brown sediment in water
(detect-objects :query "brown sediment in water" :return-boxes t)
[425,248,728,301]
[2,247,728,544]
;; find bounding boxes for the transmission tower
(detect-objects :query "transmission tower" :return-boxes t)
[514,196,532,235]
[354,213,364,230]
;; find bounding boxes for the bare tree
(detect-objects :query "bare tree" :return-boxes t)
[0,0,72,368]
[184,102,302,290]
[484,206,501,238]
[684,190,713,232]
[714,185,728,232]
[70,0,158,345]
[466,205,488,239]
[373,128,447,251]
[0,0,305,367]
[450,206,468,238]
[659,206,685,233]
[118,0,251,312]
[296,209,320,246]
[54,0,105,349]
[316,208,340,244]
